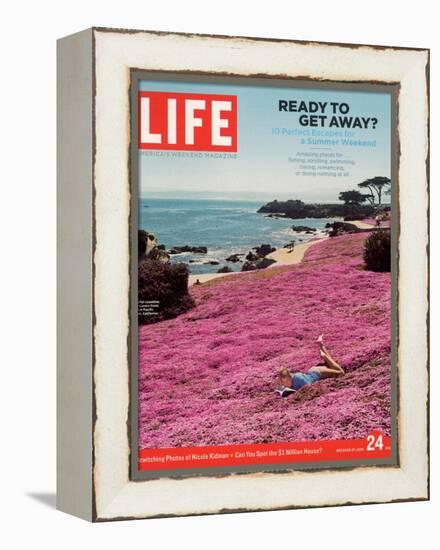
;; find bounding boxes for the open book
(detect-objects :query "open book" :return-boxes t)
[275,386,296,398]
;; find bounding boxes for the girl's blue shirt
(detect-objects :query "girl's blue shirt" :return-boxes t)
[291,371,320,390]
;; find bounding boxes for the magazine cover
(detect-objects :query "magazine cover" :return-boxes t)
[130,74,397,478]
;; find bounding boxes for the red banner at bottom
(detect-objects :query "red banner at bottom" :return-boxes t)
[139,432,391,471]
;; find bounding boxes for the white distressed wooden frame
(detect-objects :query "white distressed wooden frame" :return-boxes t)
[57,27,429,522]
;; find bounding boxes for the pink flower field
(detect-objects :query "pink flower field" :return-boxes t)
[138,233,391,449]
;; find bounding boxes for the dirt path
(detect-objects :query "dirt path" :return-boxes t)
[348,220,376,230]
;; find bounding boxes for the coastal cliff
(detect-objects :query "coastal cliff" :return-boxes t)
[258,199,375,220]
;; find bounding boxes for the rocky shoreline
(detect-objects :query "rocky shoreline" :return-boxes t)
[138,219,368,278]
[138,217,387,318]
[258,198,375,220]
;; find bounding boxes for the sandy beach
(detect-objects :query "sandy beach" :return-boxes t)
[266,237,327,264]
[188,237,327,286]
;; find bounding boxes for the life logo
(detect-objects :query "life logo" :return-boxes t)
[138,91,237,152]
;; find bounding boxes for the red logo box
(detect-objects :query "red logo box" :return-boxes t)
[138,91,237,152]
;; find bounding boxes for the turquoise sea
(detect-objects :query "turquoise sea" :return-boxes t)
[139,198,333,275]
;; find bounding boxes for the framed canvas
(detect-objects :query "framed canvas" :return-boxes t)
[57,27,429,522]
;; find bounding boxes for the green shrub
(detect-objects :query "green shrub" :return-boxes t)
[138,259,195,324]
[363,230,391,272]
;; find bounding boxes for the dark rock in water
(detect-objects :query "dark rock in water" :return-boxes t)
[139,230,170,263]
[217,266,233,273]
[169,245,208,254]
[252,244,276,257]
[225,253,243,262]
[258,199,307,217]
[241,257,276,271]
[325,222,333,228]
[138,229,156,257]
[148,247,170,263]
[242,243,276,269]
[291,225,317,233]
[328,221,360,238]
[265,213,287,218]
[245,251,259,262]
[283,241,295,250]
[204,260,220,265]
[256,257,276,269]
[241,261,258,272]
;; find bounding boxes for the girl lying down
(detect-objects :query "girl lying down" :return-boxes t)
[276,335,345,397]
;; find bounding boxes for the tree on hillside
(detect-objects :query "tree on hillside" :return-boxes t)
[339,190,369,206]
[358,177,391,205]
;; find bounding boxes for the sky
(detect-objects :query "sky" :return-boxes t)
[138,78,392,202]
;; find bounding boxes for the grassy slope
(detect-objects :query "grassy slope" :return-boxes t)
[138,233,391,448]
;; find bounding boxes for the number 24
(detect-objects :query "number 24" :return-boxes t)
[367,434,384,451]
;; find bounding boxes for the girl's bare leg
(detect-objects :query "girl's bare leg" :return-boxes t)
[317,335,344,374]
[320,349,344,374]
[317,334,330,355]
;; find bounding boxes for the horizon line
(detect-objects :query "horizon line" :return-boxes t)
[139,194,391,205]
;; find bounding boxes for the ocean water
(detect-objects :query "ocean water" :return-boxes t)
[139,198,333,274]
